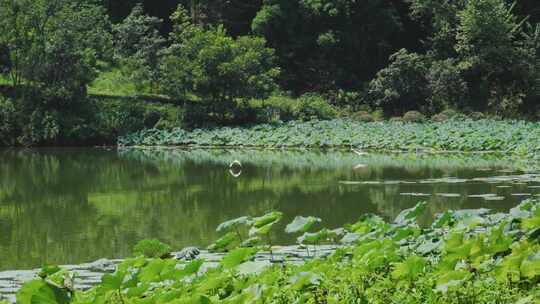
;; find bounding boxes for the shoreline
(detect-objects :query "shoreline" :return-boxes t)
[0,245,337,303]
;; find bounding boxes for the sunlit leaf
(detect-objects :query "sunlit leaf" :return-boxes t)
[285,216,321,234]
[216,216,252,233]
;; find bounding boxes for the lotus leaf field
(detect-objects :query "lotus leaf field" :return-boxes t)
[12,200,540,304]
[119,119,540,157]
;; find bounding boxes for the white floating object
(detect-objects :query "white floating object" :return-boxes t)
[511,193,532,196]
[468,194,497,198]
[353,163,368,170]
[229,160,242,168]
[484,196,505,201]
[229,169,242,178]
[339,181,363,185]
[400,193,431,197]
[352,149,368,156]
[362,181,381,185]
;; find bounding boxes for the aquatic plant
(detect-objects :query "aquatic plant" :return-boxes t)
[14,200,540,303]
[132,239,172,259]
[119,119,540,160]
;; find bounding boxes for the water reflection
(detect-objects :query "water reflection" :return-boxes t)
[0,148,538,270]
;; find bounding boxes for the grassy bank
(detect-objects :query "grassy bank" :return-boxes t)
[119,119,540,156]
[13,200,540,303]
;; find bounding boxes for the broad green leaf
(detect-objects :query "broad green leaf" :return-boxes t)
[101,272,125,290]
[38,265,62,279]
[181,259,204,277]
[208,232,238,252]
[391,256,427,281]
[285,216,321,234]
[340,232,361,244]
[297,229,329,245]
[520,253,540,279]
[252,211,283,228]
[221,247,257,269]
[249,222,274,237]
[435,270,471,293]
[432,210,454,228]
[237,260,272,275]
[522,206,540,231]
[394,202,427,225]
[288,272,321,291]
[216,216,252,233]
[16,279,70,304]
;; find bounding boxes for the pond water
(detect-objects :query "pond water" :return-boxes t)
[0,148,539,270]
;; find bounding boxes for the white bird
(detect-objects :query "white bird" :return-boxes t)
[352,148,368,156]
[353,163,368,170]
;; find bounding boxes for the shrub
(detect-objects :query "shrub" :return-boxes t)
[248,95,297,123]
[133,239,172,259]
[372,110,385,121]
[324,89,363,109]
[427,59,468,111]
[389,116,404,123]
[402,111,425,123]
[456,0,539,114]
[292,94,337,121]
[95,98,183,142]
[367,49,429,116]
[352,111,374,122]
[469,111,485,120]
[432,109,462,122]
[431,113,449,122]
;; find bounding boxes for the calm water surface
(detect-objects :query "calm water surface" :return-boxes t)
[0,148,539,270]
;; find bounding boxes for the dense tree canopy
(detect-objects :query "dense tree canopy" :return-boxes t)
[0,0,539,146]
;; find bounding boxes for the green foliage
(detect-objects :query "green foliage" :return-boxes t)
[252,0,403,93]
[94,97,183,142]
[352,111,375,122]
[455,0,539,115]
[367,50,430,116]
[0,96,16,145]
[291,94,337,121]
[427,59,468,111]
[0,0,110,146]
[402,111,426,123]
[160,8,280,124]
[133,239,172,258]
[394,202,427,225]
[404,0,540,117]
[113,5,165,93]
[17,200,540,303]
[208,211,283,253]
[16,279,70,304]
[285,216,321,234]
[216,216,252,233]
[119,119,540,162]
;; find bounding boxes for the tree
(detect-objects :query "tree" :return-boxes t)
[113,4,166,93]
[0,0,108,145]
[160,5,280,123]
[252,0,403,94]
[367,49,430,116]
[455,0,539,114]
